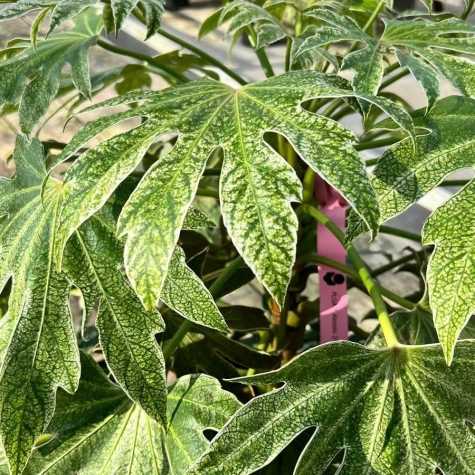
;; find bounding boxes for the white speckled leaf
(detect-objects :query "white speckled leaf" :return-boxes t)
[200,0,286,49]
[298,9,383,97]
[55,72,413,309]
[0,137,80,475]
[423,180,475,364]
[26,355,241,474]
[191,341,475,475]
[341,44,385,98]
[0,0,165,37]
[373,96,475,224]
[0,8,102,133]
[63,216,167,423]
[301,10,475,107]
[162,247,228,332]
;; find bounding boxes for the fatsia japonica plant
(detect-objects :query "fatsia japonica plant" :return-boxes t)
[0,0,474,473]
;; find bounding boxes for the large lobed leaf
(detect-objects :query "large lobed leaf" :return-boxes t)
[53,71,414,311]
[373,96,475,224]
[298,9,475,109]
[350,96,475,360]
[192,340,475,475]
[423,180,475,364]
[63,215,168,423]
[199,0,286,50]
[0,0,165,37]
[0,136,224,472]
[25,353,241,474]
[0,9,102,134]
[0,136,80,475]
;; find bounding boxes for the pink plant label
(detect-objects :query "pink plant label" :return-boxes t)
[315,178,348,343]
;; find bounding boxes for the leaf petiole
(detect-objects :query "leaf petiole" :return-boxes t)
[300,204,400,347]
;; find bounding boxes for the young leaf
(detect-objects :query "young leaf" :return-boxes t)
[191,341,475,475]
[423,180,475,364]
[297,10,383,97]
[373,96,475,224]
[0,1,95,35]
[300,10,475,109]
[200,0,286,50]
[26,354,241,474]
[0,137,80,474]
[382,17,475,103]
[63,216,168,423]
[0,8,102,133]
[0,0,165,37]
[54,72,413,310]
[111,0,165,38]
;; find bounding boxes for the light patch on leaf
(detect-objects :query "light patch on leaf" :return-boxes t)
[191,341,475,475]
[423,180,475,364]
[54,72,409,310]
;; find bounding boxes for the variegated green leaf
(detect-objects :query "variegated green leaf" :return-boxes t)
[162,247,228,332]
[0,136,80,474]
[297,9,383,97]
[200,0,286,50]
[26,354,241,474]
[423,180,475,364]
[396,50,439,110]
[0,0,165,37]
[0,1,95,34]
[373,96,475,224]
[191,341,475,475]
[0,8,102,133]
[342,44,385,98]
[300,10,475,108]
[63,216,167,422]
[54,72,414,310]
[111,0,165,37]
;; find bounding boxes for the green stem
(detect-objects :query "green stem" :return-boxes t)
[208,256,244,297]
[462,0,474,19]
[363,0,385,32]
[379,225,421,243]
[300,204,400,347]
[157,28,247,85]
[197,186,219,199]
[372,250,425,277]
[302,168,315,203]
[97,38,186,83]
[330,105,353,122]
[297,254,415,310]
[133,8,247,85]
[285,37,292,72]
[380,67,409,90]
[355,136,400,151]
[163,257,244,360]
[163,321,192,360]
[365,157,379,167]
[248,28,275,78]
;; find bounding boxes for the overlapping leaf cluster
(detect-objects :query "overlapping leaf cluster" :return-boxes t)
[0,0,474,474]
[0,0,165,37]
[297,7,475,108]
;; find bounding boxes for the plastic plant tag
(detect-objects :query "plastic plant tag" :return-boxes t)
[315,177,348,343]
